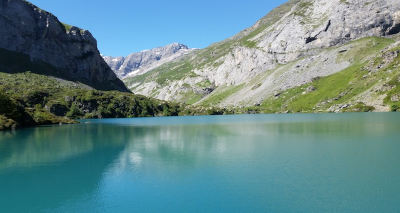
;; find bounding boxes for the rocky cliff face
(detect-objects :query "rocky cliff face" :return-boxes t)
[198,0,400,87]
[124,0,400,109]
[0,0,129,92]
[255,0,400,58]
[103,43,195,79]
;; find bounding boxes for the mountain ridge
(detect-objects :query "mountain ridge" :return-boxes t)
[102,43,196,79]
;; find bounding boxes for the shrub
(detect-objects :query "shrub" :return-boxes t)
[66,103,81,118]
[390,104,399,112]
[0,92,21,120]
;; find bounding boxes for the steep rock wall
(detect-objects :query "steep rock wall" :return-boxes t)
[0,0,128,92]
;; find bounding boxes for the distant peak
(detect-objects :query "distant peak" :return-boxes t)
[166,42,188,48]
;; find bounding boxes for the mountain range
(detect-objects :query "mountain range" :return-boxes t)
[102,43,196,79]
[123,0,400,113]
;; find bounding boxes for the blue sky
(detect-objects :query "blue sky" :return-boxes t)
[28,0,288,56]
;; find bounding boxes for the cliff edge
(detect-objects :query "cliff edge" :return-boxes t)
[0,0,129,92]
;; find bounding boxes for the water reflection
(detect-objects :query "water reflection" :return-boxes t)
[0,113,399,212]
[0,124,129,170]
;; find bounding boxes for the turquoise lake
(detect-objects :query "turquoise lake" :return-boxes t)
[0,113,400,212]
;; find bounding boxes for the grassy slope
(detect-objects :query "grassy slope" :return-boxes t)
[237,37,400,114]
[188,35,400,114]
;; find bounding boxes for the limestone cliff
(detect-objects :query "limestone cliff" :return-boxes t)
[0,0,129,92]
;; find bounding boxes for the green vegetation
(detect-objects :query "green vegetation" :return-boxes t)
[0,71,227,130]
[293,1,313,17]
[0,92,20,130]
[124,57,197,89]
[344,102,375,112]
[340,0,350,5]
[199,84,245,106]
[336,37,393,63]
[248,37,399,113]
[62,22,73,31]
[383,73,400,111]
[61,22,85,33]
[185,94,202,105]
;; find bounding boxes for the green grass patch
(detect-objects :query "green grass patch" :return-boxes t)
[336,37,394,63]
[289,63,365,112]
[199,84,244,106]
[61,22,84,33]
[340,0,350,4]
[292,1,313,17]
[185,93,202,105]
[344,102,375,112]
[62,22,73,31]
[383,74,400,110]
[124,57,197,87]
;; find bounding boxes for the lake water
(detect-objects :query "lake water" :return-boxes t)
[0,113,400,212]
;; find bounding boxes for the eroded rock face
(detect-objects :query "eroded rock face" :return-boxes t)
[103,43,195,79]
[0,0,128,92]
[257,0,400,54]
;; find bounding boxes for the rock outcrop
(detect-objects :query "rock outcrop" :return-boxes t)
[0,0,129,92]
[256,0,400,56]
[103,43,195,79]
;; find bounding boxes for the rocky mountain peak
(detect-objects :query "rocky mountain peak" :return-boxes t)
[103,43,195,79]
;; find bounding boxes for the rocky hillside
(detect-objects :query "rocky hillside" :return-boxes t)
[124,0,400,112]
[0,0,128,92]
[103,43,195,79]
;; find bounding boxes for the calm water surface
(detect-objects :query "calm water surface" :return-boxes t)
[1,113,400,212]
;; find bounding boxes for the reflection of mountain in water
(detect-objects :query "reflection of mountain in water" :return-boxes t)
[107,113,397,176]
[109,123,277,175]
[0,124,128,170]
[0,124,130,212]
[1,114,399,212]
